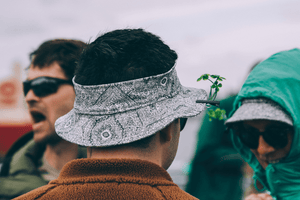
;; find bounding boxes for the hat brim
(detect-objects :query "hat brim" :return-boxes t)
[55,86,207,147]
[225,101,293,126]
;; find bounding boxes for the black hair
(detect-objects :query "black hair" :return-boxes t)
[30,39,87,80]
[75,28,178,85]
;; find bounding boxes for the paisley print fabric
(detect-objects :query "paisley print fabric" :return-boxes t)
[55,66,207,147]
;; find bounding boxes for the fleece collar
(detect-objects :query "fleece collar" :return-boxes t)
[51,158,175,186]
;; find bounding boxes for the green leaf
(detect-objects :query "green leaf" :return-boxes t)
[197,74,210,81]
[202,74,209,80]
[197,77,203,82]
[206,108,227,121]
[218,83,222,87]
[207,109,214,114]
[218,76,226,81]
[213,80,219,85]
[210,75,218,79]
[213,108,223,120]
[207,109,216,118]
[217,111,222,118]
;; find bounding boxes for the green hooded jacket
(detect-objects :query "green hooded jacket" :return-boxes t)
[229,48,300,200]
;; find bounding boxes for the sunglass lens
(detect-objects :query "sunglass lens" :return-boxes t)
[23,81,30,96]
[32,82,58,97]
[264,128,288,149]
[238,128,259,149]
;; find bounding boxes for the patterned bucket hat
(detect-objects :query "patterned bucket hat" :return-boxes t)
[55,66,207,147]
[225,98,293,126]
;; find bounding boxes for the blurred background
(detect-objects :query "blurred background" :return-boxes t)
[1,0,300,189]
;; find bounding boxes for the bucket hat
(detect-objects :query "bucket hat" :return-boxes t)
[55,66,207,147]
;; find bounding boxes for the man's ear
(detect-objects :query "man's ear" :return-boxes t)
[159,122,174,144]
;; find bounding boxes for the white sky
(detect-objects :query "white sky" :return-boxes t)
[1,0,300,98]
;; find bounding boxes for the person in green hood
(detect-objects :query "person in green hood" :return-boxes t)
[225,48,300,200]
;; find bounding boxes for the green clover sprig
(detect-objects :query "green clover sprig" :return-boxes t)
[197,74,226,101]
[197,74,227,121]
[207,108,227,121]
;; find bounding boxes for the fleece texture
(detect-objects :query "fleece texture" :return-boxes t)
[229,48,300,200]
[14,158,197,200]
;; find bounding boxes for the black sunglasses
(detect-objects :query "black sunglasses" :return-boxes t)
[180,118,187,131]
[23,76,73,97]
[231,123,293,149]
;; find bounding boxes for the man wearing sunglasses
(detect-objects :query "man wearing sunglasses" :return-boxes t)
[225,48,300,200]
[15,29,207,199]
[0,39,87,199]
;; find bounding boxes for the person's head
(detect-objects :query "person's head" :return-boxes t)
[226,98,294,169]
[25,39,87,145]
[223,48,300,198]
[55,29,207,169]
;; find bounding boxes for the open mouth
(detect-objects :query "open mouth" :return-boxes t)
[30,111,46,123]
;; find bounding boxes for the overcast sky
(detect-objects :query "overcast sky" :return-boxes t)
[1,0,300,98]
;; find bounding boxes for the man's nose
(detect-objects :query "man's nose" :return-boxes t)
[256,135,275,155]
[25,89,39,102]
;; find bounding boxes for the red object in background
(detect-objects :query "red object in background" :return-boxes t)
[0,80,18,107]
[0,63,32,157]
[0,124,32,156]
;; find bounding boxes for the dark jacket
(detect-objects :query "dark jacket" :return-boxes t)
[186,95,244,200]
[0,132,86,199]
[14,158,197,200]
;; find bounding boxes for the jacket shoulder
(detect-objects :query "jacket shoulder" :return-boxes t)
[157,185,198,200]
[13,184,56,200]
[0,132,47,199]
[12,183,198,200]
[8,136,41,175]
[0,132,34,176]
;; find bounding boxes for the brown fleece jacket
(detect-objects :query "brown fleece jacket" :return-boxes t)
[14,158,197,200]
